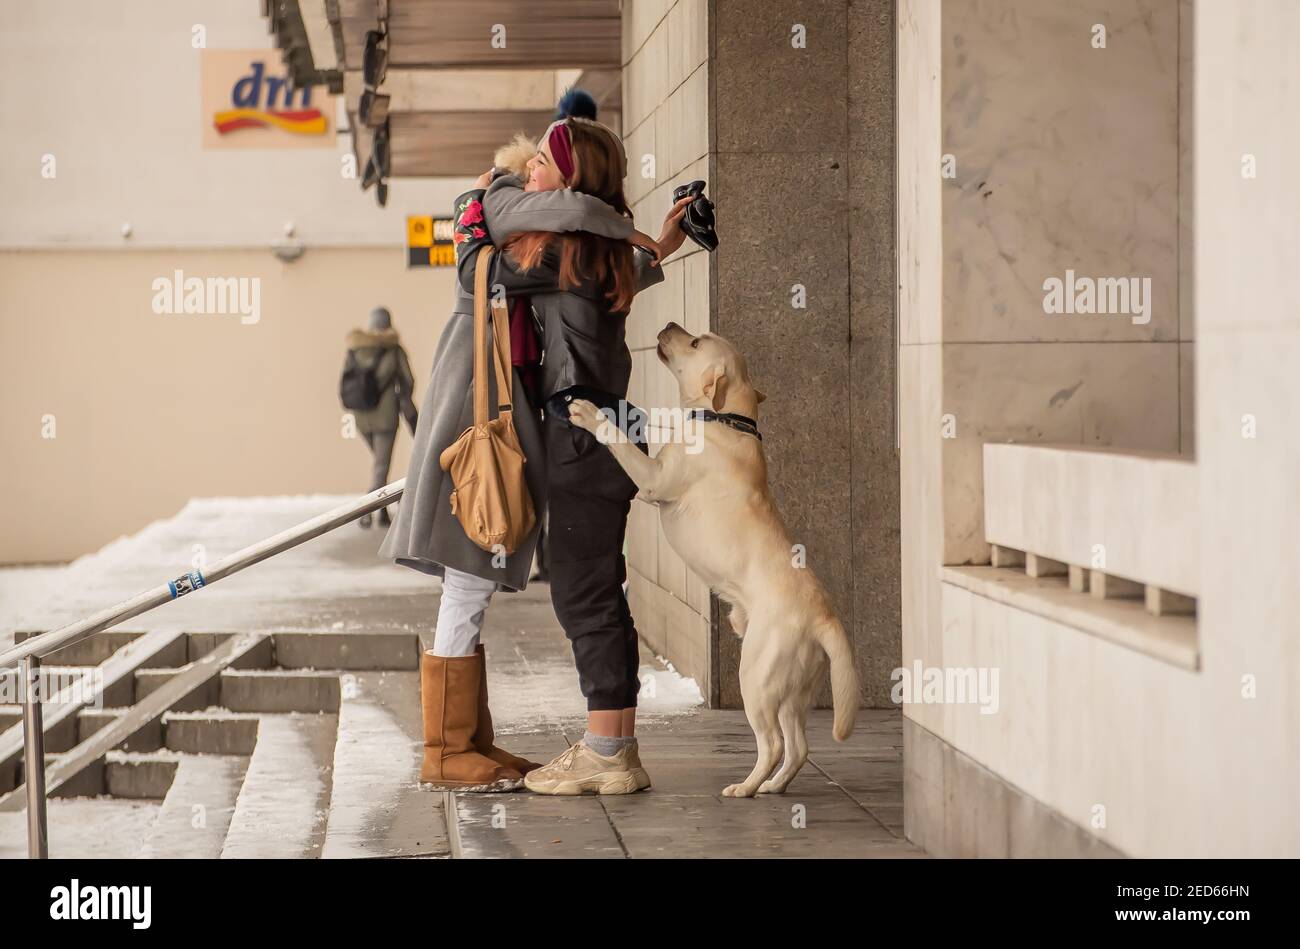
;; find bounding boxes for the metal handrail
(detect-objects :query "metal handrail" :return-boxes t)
[1,479,404,858]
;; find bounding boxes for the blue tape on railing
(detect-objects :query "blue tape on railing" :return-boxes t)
[168,570,206,599]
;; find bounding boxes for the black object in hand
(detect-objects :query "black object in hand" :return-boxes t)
[673,179,718,252]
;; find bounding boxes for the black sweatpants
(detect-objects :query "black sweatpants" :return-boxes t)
[544,390,646,712]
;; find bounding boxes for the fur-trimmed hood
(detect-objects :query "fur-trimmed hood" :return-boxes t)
[347,327,401,349]
[493,133,536,180]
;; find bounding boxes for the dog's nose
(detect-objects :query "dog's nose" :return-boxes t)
[658,321,682,339]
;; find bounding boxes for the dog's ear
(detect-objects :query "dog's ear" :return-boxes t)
[700,364,729,411]
[754,387,767,404]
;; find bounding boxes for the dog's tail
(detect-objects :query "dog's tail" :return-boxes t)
[813,616,858,741]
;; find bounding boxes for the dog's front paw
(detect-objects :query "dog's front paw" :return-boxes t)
[757,779,785,795]
[722,783,755,798]
[567,398,603,434]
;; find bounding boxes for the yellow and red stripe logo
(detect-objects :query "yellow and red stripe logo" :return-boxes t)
[213,108,326,136]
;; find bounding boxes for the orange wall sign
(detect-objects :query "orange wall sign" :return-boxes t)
[201,50,333,149]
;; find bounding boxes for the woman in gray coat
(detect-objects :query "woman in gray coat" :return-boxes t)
[378,123,681,791]
[448,118,691,796]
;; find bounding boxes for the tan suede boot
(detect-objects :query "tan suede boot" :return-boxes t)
[420,651,522,791]
[473,644,542,775]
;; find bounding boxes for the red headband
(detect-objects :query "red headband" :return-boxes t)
[547,123,575,183]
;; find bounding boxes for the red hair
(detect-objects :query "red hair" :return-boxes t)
[504,119,637,313]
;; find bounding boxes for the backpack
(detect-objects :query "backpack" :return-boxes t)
[340,350,383,410]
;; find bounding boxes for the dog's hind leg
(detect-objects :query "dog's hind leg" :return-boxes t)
[722,703,780,798]
[758,700,809,794]
[722,649,782,798]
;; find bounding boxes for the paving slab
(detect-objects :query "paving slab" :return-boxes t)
[452,585,922,859]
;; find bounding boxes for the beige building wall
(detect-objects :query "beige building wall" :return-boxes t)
[900,0,1298,857]
[620,0,713,688]
[0,0,472,563]
[0,0,466,250]
[1,248,456,563]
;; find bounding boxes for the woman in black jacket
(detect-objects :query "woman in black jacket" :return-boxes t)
[457,117,690,794]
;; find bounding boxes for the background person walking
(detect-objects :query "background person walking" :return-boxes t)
[340,306,418,528]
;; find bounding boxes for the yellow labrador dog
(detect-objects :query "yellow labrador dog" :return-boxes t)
[567,322,858,797]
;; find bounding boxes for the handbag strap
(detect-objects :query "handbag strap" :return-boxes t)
[471,246,515,427]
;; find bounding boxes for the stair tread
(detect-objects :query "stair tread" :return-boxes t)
[221,668,342,677]
[220,713,337,859]
[142,754,250,859]
[321,670,450,859]
[0,632,268,810]
[162,709,262,721]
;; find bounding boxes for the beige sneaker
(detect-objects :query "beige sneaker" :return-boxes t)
[624,738,652,791]
[524,740,648,795]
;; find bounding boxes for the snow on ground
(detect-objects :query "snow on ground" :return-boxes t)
[488,636,704,734]
[0,798,161,860]
[2,495,440,643]
[0,565,67,651]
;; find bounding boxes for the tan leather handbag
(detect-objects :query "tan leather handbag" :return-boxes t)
[439,246,536,555]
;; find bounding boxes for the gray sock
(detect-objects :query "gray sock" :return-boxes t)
[583,731,625,757]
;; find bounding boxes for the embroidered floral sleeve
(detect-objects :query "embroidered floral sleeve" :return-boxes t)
[453,189,489,257]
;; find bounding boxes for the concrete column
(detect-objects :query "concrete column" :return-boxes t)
[709,0,900,707]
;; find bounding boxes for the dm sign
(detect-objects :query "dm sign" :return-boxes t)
[407,216,457,268]
[201,50,332,149]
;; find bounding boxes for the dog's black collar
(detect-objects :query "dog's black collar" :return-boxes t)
[686,409,762,441]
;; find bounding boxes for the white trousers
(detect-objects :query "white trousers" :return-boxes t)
[430,567,498,657]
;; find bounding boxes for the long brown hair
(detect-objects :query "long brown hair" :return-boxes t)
[504,119,637,313]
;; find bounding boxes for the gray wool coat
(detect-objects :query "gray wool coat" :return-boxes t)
[379,175,640,591]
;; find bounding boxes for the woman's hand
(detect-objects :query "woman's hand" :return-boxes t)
[628,229,663,262]
[474,168,494,189]
[653,195,694,264]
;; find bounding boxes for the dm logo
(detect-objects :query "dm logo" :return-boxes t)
[212,60,325,136]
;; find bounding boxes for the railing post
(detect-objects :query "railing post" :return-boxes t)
[21,656,49,859]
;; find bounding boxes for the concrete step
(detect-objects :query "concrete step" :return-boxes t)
[220,713,337,858]
[0,629,189,795]
[0,633,270,811]
[1,700,79,754]
[219,669,341,713]
[321,670,449,858]
[163,711,260,755]
[103,751,180,799]
[185,633,274,669]
[134,667,219,711]
[12,630,159,667]
[41,752,106,799]
[140,754,250,859]
[77,708,162,753]
[270,632,420,671]
[0,665,136,714]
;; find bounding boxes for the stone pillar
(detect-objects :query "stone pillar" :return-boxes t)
[709,0,900,707]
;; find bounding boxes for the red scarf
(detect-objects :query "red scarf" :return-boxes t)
[509,296,541,397]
